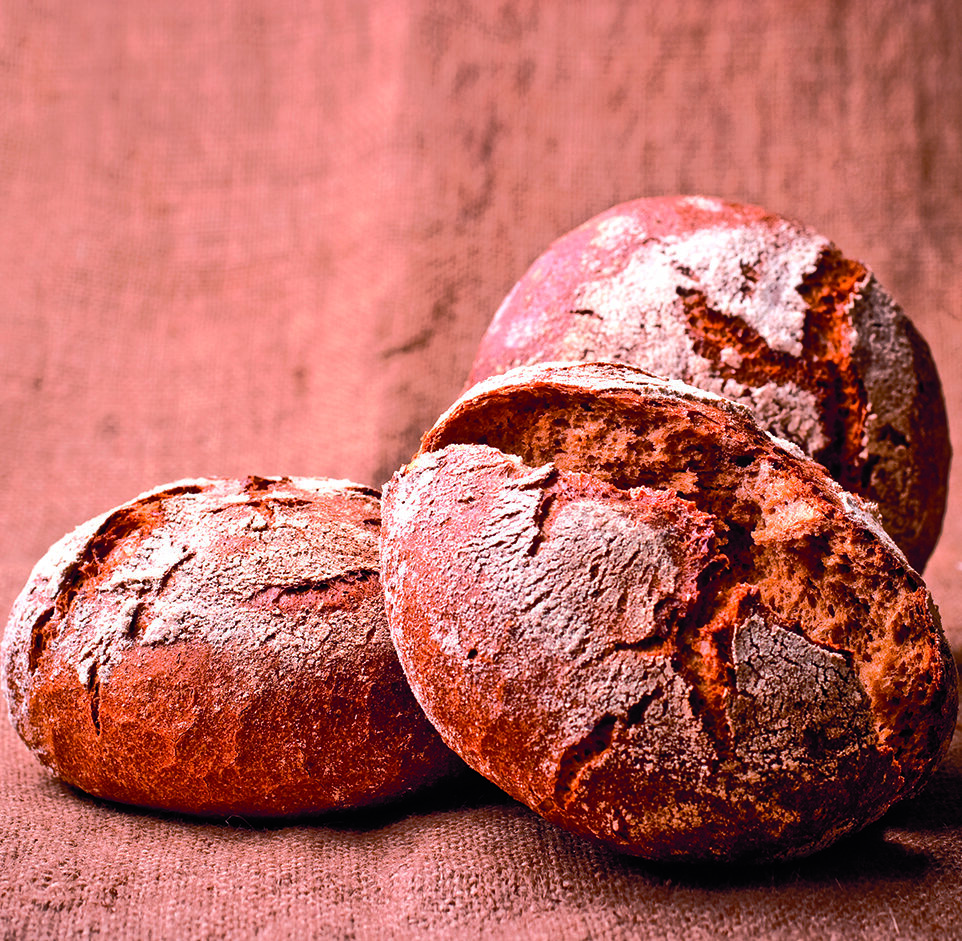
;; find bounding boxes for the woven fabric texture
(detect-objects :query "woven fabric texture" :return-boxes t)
[2,2,961,938]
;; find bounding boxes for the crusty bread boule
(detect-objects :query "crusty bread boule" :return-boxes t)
[380,362,957,863]
[468,195,951,571]
[1,476,462,817]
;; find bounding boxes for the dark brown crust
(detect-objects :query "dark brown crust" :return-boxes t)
[849,284,952,570]
[382,362,957,862]
[2,476,461,818]
[467,195,950,571]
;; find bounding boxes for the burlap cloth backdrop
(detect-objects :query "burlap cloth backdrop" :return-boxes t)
[2,2,962,938]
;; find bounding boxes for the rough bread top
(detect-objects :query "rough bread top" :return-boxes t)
[2,475,385,750]
[384,361,958,861]
[467,195,951,571]
[383,447,898,859]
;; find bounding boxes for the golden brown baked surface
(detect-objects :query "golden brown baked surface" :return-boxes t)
[468,196,951,572]
[381,362,957,862]
[1,476,461,818]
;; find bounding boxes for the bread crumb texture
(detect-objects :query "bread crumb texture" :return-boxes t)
[468,195,950,572]
[381,362,957,862]
[2,476,460,817]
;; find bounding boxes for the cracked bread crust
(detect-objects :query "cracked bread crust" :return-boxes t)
[1,476,461,818]
[381,362,957,862]
[467,195,950,571]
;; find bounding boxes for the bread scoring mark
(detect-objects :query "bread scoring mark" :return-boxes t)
[54,504,164,621]
[674,246,868,485]
[552,711,617,804]
[87,661,102,735]
[125,601,147,640]
[537,658,728,852]
[93,538,197,652]
[678,286,796,382]
[795,248,870,489]
[552,693,658,807]
[156,550,196,591]
[669,582,755,761]
[27,609,55,674]
[527,485,556,557]
[249,569,380,614]
[30,499,186,688]
[675,289,829,453]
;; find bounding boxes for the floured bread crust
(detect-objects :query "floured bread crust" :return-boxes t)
[381,362,957,862]
[1,476,461,818]
[468,195,951,571]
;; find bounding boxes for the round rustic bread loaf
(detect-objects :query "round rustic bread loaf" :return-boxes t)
[381,362,957,863]
[1,476,462,817]
[468,195,950,571]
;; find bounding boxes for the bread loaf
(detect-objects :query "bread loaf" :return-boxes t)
[2,476,462,817]
[381,362,957,862]
[468,195,950,571]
